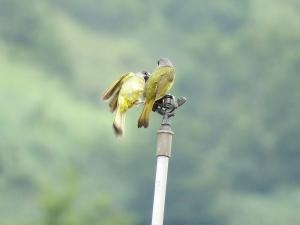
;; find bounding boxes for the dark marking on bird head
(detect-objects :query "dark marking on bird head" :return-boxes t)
[142,70,150,82]
[158,58,174,67]
[136,70,150,82]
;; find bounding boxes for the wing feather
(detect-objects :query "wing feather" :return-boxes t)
[101,72,133,101]
[146,66,175,101]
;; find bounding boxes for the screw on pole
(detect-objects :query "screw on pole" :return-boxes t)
[151,94,186,225]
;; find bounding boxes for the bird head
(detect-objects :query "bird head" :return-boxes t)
[158,58,174,67]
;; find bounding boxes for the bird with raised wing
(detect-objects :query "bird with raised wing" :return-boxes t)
[102,71,150,136]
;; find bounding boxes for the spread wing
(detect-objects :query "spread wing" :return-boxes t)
[108,90,120,113]
[101,72,133,101]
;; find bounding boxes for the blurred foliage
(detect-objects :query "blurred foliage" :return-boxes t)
[0,0,300,224]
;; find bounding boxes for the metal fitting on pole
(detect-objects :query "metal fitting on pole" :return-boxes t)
[156,124,174,157]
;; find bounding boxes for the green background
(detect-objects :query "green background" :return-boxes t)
[1,0,300,224]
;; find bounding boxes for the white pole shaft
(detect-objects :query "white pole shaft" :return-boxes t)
[151,156,169,225]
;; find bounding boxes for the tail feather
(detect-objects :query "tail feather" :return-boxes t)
[113,107,125,136]
[138,100,155,128]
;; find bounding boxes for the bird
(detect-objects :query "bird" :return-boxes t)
[102,71,150,136]
[138,58,175,128]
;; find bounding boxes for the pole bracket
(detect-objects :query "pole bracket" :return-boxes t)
[156,125,174,157]
[152,94,187,125]
[153,94,187,157]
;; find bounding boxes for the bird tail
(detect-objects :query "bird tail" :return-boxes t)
[113,106,126,136]
[138,100,155,128]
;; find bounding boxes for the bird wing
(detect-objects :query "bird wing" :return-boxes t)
[154,67,175,100]
[108,90,120,113]
[101,72,133,101]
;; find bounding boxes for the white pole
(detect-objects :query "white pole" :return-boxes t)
[151,124,174,225]
[151,156,169,225]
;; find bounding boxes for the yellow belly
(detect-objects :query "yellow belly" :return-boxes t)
[118,76,145,112]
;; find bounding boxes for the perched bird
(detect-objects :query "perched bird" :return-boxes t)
[138,58,175,128]
[102,71,150,136]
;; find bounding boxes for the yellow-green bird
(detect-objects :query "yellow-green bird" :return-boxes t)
[102,71,150,136]
[138,58,175,128]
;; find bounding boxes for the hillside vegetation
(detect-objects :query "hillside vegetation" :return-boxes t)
[1,0,300,224]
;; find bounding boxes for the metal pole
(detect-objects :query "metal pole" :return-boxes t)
[151,122,174,225]
[150,94,186,225]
